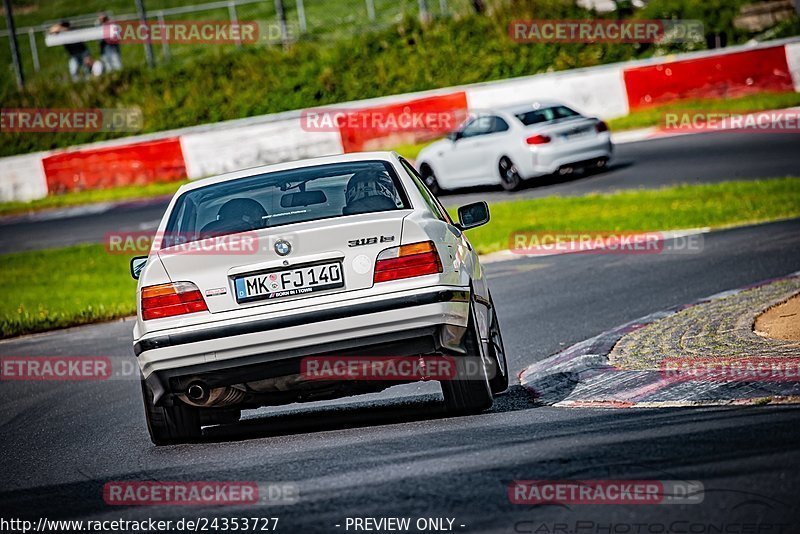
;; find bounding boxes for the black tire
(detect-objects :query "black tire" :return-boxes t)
[141,379,202,445]
[498,157,522,191]
[420,164,442,195]
[486,295,509,394]
[441,304,493,414]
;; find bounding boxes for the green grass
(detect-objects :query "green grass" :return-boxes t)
[2,0,722,158]
[456,177,800,254]
[0,0,430,91]
[0,244,137,338]
[607,92,800,132]
[2,177,798,338]
[0,180,188,217]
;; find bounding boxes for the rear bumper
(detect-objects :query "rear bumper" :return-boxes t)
[525,136,613,176]
[134,286,471,401]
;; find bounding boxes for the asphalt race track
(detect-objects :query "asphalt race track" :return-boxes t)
[1,218,799,532]
[1,131,799,254]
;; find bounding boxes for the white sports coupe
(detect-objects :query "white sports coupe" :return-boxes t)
[417,102,613,193]
[131,152,508,444]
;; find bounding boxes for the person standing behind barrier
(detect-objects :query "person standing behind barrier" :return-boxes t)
[49,21,92,82]
[97,13,123,72]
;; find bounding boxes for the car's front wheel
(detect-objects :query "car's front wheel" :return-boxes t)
[141,379,202,445]
[498,157,522,191]
[441,304,493,414]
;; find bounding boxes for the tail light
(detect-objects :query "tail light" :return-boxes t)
[595,120,609,133]
[141,282,208,320]
[526,134,551,145]
[374,241,442,283]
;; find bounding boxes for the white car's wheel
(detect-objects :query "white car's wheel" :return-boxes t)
[441,303,493,414]
[498,157,522,191]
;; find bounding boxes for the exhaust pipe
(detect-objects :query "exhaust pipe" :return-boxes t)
[558,166,574,176]
[187,382,208,403]
[182,381,245,407]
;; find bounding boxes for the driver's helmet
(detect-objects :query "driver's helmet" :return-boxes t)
[217,198,267,228]
[344,169,398,207]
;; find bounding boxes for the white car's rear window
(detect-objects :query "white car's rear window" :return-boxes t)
[162,160,409,248]
[515,106,580,126]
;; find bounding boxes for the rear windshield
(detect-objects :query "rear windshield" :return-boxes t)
[514,105,580,126]
[162,160,409,248]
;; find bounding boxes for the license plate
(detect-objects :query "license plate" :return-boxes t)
[562,128,591,139]
[234,262,344,303]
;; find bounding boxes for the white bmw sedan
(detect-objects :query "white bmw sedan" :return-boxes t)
[417,102,613,193]
[131,152,508,444]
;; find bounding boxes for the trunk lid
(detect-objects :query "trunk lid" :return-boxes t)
[157,211,409,313]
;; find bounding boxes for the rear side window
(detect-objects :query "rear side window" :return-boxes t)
[399,158,453,224]
[515,106,580,126]
[460,115,510,138]
[162,160,410,248]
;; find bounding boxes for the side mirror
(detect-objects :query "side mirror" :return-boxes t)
[447,131,461,142]
[130,256,147,280]
[456,201,490,230]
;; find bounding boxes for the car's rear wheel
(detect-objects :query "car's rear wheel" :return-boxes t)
[486,294,509,394]
[441,304,493,414]
[498,157,522,191]
[141,379,202,445]
[420,164,442,195]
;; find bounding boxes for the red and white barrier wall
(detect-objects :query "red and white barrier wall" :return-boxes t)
[1,38,798,203]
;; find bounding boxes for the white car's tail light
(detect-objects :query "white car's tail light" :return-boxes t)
[141,282,208,320]
[596,120,609,133]
[374,241,443,283]
[526,134,551,145]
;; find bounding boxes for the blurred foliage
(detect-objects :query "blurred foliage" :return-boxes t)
[1,0,796,158]
[0,2,625,157]
[638,0,750,36]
